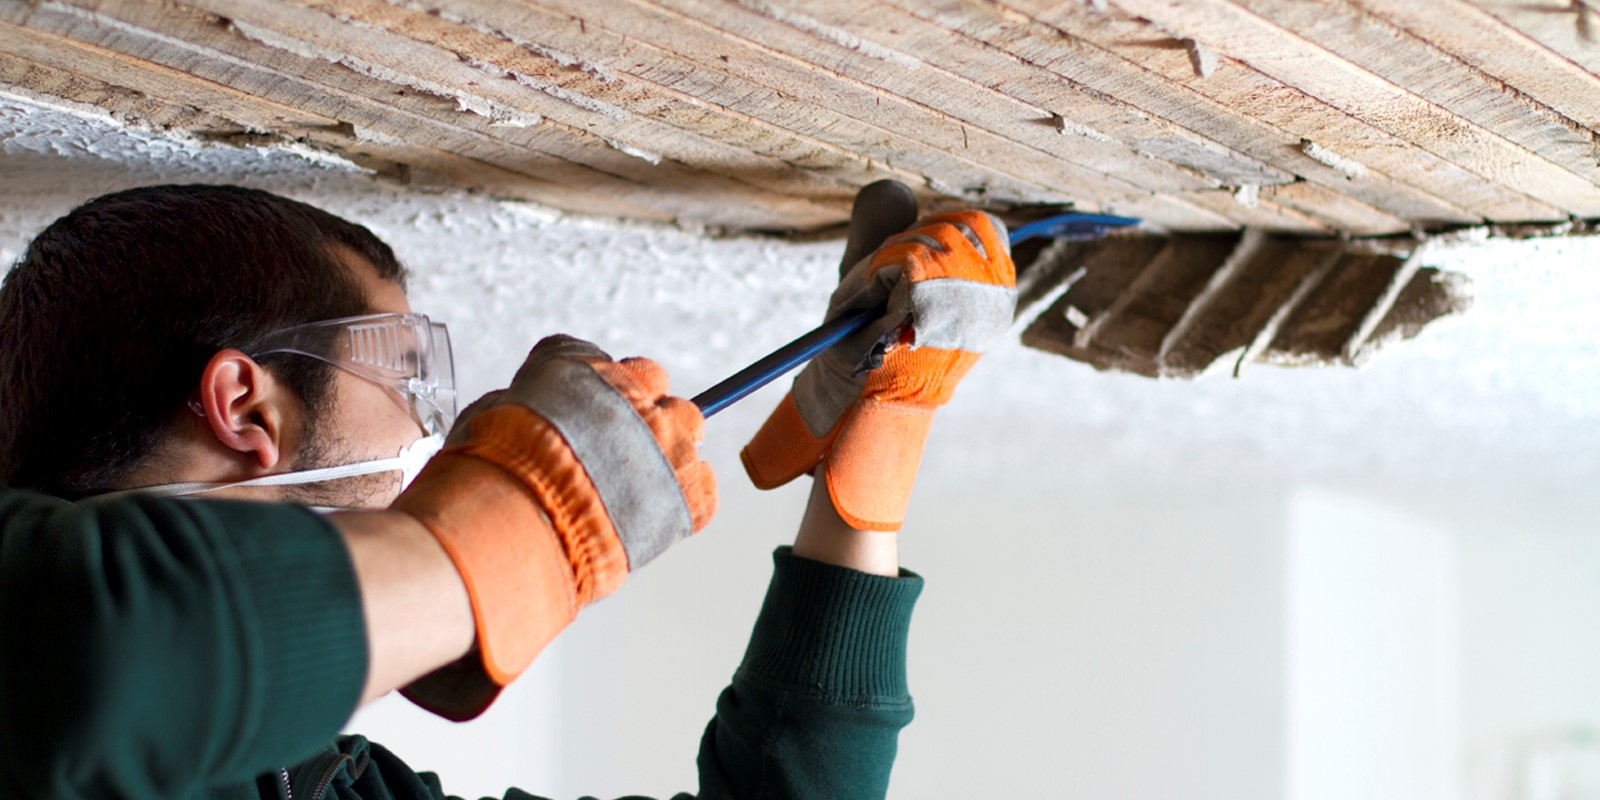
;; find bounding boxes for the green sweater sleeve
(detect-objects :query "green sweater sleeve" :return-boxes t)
[692,546,923,800]
[0,488,368,800]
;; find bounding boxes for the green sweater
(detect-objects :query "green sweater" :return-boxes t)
[0,489,922,800]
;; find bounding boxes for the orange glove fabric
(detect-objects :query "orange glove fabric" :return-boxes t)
[394,336,714,720]
[743,210,1015,531]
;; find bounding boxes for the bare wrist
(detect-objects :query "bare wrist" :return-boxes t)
[791,468,900,577]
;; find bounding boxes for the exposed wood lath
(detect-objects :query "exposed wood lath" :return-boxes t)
[1016,231,1474,378]
[3,1,1599,236]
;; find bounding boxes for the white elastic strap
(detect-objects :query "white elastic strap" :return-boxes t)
[130,457,413,498]
[99,433,444,500]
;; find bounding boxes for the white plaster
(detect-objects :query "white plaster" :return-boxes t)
[1186,38,1219,79]
[1052,111,1115,143]
[1301,138,1369,179]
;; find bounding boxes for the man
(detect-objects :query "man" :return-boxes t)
[0,181,1015,799]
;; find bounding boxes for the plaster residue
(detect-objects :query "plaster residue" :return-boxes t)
[1184,38,1218,78]
[1051,112,1115,143]
[1300,138,1369,179]
[0,90,369,178]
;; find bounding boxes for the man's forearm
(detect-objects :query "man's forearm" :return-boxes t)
[330,510,474,704]
[791,467,899,577]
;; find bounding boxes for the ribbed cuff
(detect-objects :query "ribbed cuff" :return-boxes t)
[200,501,368,755]
[735,546,923,704]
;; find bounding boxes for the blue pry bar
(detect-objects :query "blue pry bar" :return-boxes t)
[691,213,1141,417]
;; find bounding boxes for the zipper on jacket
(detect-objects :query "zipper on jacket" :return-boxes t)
[278,767,294,800]
[309,749,371,800]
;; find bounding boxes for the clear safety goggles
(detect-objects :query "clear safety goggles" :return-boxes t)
[249,312,457,437]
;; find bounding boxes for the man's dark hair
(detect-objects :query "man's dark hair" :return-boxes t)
[0,184,407,498]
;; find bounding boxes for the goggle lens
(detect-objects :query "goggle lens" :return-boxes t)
[252,312,457,436]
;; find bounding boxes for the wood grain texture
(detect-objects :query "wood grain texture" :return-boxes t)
[1112,0,1600,216]
[1234,0,1600,190]
[2,0,1595,234]
[944,0,1505,225]
[1341,0,1600,132]
[0,17,649,218]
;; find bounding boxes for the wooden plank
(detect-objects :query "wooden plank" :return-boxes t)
[0,19,660,219]
[184,0,860,222]
[810,0,1296,190]
[0,4,666,220]
[256,0,888,210]
[1174,188,1333,235]
[919,0,1491,226]
[191,0,853,229]
[1464,0,1600,82]
[1232,0,1600,189]
[1260,181,1415,235]
[0,4,730,224]
[1355,0,1600,132]
[8,0,841,230]
[316,0,895,185]
[1113,192,1240,231]
[401,0,1076,210]
[995,0,1560,223]
[1109,0,1600,217]
[481,0,1234,228]
[662,0,1274,195]
[0,37,337,135]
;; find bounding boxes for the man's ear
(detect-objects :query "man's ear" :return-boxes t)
[195,349,290,470]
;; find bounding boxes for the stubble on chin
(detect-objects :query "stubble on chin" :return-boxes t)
[281,412,402,510]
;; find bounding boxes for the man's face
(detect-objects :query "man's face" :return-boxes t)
[284,253,429,509]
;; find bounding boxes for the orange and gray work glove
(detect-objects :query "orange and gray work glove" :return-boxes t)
[392,335,715,721]
[742,180,1017,531]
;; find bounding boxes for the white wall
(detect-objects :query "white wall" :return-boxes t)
[1286,488,1461,800]
[1445,489,1600,800]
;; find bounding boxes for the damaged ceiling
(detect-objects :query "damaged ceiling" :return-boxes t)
[3,0,1600,236]
[5,95,1598,499]
[1017,230,1474,378]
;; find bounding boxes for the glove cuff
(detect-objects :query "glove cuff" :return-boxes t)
[741,391,836,490]
[822,398,937,531]
[392,405,630,720]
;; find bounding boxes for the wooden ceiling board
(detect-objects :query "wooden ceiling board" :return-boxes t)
[0,16,620,213]
[1360,0,1600,132]
[506,0,1233,225]
[3,0,1597,235]
[1004,0,1568,222]
[1112,0,1600,215]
